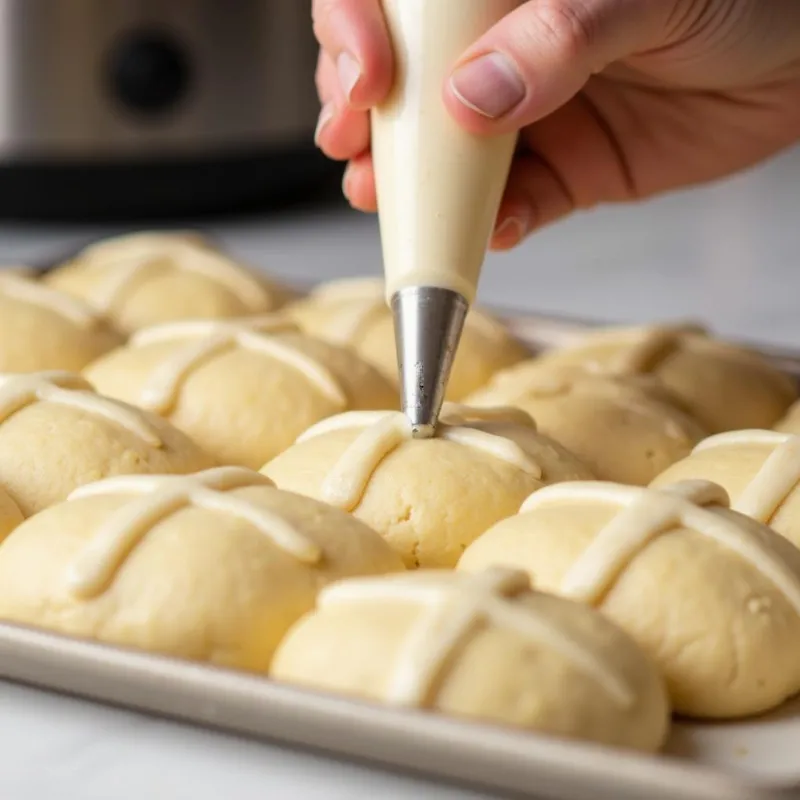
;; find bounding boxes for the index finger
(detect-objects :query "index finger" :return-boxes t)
[312,0,395,109]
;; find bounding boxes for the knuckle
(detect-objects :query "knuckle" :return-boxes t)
[315,51,328,93]
[312,0,347,47]
[529,1,595,59]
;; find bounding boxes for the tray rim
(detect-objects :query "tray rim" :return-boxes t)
[0,620,787,800]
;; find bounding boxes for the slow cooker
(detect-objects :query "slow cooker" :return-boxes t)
[0,0,332,219]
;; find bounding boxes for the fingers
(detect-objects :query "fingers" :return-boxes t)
[315,51,372,161]
[443,0,673,134]
[312,0,394,174]
[342,153,378,212]
[312,0,394,109]
[489,152,575,250]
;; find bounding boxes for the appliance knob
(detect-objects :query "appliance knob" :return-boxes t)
[107,30,192,116]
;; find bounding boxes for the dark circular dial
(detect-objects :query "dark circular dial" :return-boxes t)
[107,30,192,116]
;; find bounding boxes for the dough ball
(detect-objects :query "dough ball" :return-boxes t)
[467,371,707,485]
[527,324,795,433]
[263,404,594,568]
[272,567,670,753]
[0,467,404,670]
[45,231,292,333]
[0,273,122,372]
[459,479,800,719]
[0,371,214,515]
[652,430,800,550]
[286,277,530,401]
[84,320,397,469]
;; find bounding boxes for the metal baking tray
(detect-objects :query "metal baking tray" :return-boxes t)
[5,268,800,799]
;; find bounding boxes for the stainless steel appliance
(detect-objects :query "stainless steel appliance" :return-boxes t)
[0,0,331,219]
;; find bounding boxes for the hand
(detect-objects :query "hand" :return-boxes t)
[312,0,800,250]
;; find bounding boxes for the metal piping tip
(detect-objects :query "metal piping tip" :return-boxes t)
[391,286,469,439]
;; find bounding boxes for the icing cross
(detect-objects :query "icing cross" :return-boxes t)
[520,479,800,613]
[319,297,388,346]
[130,320,347,414]
[84,239,271,312]
[693,430,800,524]
[573,324,792,399]
[486,374,697,442]
[296,405,544,511]
[65,467,321,599]
[602,324,706,375]
[0,371,162,446]
[319,567,635,708]
[0,273,100,328]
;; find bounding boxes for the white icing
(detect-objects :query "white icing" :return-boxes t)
[442,403,535,429]
[297,411,393,443]
[66,467,321,598]
[296,406,543,512]
[85,242,270,312]
[505,377,696,441]
[131,325,347,414]
[320,567,635,708]
[130,316,297,346]
[520,480,800,614]
[693,430,800,523]
[693,430,793,453]
[0,273,99,328]
[320,414,410,508]
[323,298,388,345]
[0,372,162,446]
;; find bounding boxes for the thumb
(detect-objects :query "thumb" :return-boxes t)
[443,0,674,133]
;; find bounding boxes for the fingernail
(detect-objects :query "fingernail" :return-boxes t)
[494,214,529,245]
[342,165,353,200]
[337,52,361,102]
[314,103,335,147]
[450,53,526,119]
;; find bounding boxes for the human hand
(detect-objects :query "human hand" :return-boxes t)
[312,0,800,250]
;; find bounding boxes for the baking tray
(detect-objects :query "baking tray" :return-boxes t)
[5,269,800,799]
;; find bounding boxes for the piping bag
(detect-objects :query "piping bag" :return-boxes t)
[372,0,521,438]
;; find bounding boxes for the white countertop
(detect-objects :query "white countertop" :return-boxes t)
[0,144,798,800]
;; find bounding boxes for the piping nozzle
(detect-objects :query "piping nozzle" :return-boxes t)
[391,286,469,440]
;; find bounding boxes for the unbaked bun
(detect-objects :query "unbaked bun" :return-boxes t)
[272,567,670,753]
[0,371,213,515]
[84,319,397,469]
[0,273,123,372]
[45,231,291,333]
[286,277,529,400]
[459,479,800,718]
[0,467,403,669]
[263,404,594,568]
[652,430,800,549]
[525,324,795,433]
[467,371,707,485]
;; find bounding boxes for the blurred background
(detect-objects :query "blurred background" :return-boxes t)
[0,0,336,219]
[0,0,796,345]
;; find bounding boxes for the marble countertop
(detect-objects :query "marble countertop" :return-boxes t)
[0,143,798,800]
